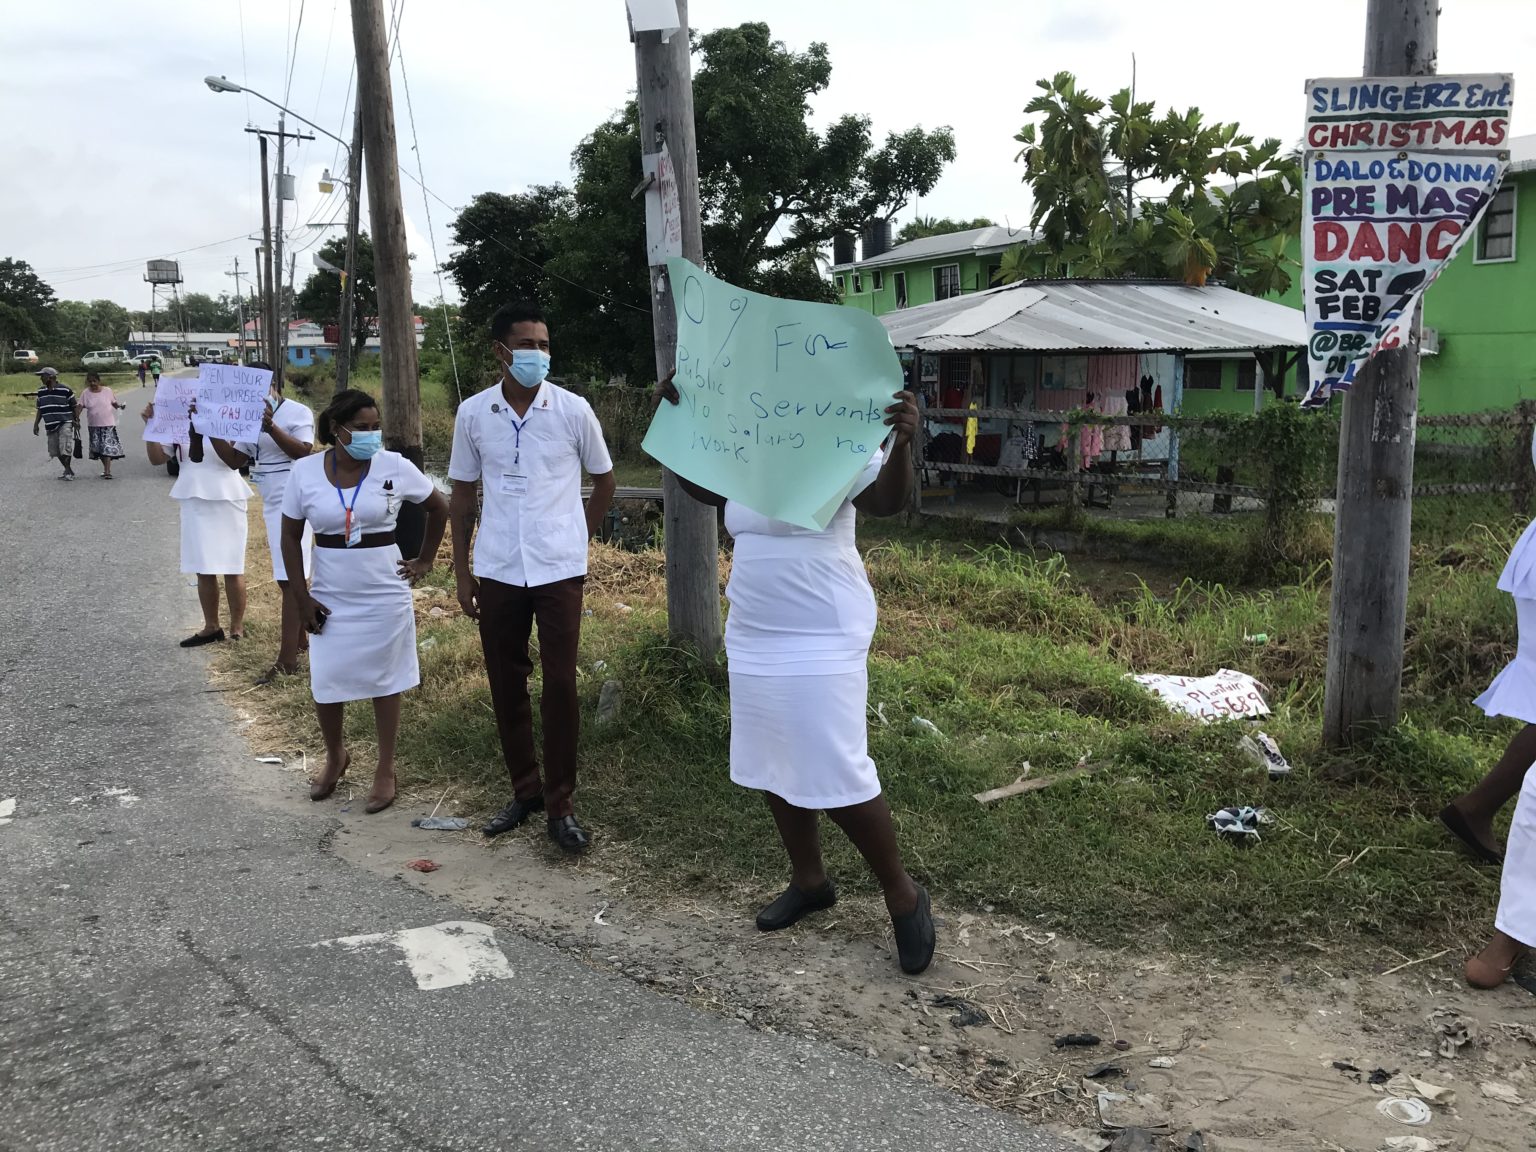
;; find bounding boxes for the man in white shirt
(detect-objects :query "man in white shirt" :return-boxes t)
[448,302,617,854]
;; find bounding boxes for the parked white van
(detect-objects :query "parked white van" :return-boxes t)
[82,349,131,370]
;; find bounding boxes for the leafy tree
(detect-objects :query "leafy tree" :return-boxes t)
[445,22,959,383]
[0,258,57,350]
[1001,73,1300,294]
[176,292,239,332]
[51,298,132,352]
[294,233,377,357]
[896,215,997,243]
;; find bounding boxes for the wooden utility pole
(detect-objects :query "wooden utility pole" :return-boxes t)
[258,136,275,367]
[336,103,364,394]
[1321,0,1437,747]
[633,0,724,657]
[227,257,246,364]
[252,250,265,357]
[351,0,424,556]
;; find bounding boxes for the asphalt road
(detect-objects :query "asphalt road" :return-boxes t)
[0,385,1067,1152]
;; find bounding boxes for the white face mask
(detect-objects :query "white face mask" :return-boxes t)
[497,342,551,389]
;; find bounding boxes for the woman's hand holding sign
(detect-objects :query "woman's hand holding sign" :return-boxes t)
[883,391,919,449]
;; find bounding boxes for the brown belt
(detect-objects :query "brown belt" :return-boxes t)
[314,532,397,549]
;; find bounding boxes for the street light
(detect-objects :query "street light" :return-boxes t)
[206,74,361,390]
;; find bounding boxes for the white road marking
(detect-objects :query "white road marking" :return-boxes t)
[312,920,513,991]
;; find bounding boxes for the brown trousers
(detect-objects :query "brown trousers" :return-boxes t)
[477,576,585,819]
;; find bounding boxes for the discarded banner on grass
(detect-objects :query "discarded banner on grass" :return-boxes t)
[1130,669,1269,723]
[1301,74,1514,407]
[643,258,901,530]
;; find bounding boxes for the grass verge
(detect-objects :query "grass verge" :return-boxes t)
[214,496,1519,957]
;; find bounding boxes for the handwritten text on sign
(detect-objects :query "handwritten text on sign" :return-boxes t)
[142,377,200,447]
[1301,74,1514,406]
[193,363,272,443]
[642,258,902,530]
[1131,670,1270,724]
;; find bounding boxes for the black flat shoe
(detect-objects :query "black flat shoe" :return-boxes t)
[547,814,591,855]
[1439,802,1503,865]
[892,884,936,975]
[482,795,544,837]
[179,628,226,648]
[756,881,838,932]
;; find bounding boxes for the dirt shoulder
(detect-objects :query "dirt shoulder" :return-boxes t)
[235,751,1536,1152]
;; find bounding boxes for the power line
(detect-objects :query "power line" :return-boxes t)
[310,0,340,128]
[395,14,461,401]
[285,0,308,105]
[36,234,259,278]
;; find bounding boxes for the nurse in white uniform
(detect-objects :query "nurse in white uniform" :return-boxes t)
[281,389,449,815]
[1464,452,1536,986]
[656,377,937,976]
[142,400,251,647]
[207,363,316,684]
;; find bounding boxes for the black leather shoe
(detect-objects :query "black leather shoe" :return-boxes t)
[482,795,544,837]
[547,814,591,855]
[755,881,838,932]
[892,884,936,975]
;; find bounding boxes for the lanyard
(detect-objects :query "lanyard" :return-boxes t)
[493,402,535,466]
[331,452,370,544]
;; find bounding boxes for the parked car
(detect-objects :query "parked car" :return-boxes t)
[203,346,230,363]
[12,349,38,366]
[82,349,131,370]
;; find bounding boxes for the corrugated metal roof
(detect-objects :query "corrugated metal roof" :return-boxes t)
[831,225,1030,272]
[1506,132,1535,175]
[880,279,1306,354]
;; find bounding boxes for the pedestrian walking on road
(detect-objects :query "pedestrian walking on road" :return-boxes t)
[76,372,127,479]
[137,358,147,387]
[142,400,250,646]
[282,389,449,815]
[654,375,937,976]
[448,302,617,855]
[32,368,78,480]
[204,362,315,684]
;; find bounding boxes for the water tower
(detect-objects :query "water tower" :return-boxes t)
[144,260,184,353]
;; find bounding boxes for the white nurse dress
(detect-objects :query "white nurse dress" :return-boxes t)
[281,449,435,704]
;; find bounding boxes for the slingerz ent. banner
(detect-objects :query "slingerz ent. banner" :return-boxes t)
[1301,75,1514,407]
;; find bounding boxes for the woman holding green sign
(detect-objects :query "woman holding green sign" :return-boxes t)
[655,376,935,975]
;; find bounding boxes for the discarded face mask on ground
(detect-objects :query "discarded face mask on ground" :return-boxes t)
[1205,806,1274,843]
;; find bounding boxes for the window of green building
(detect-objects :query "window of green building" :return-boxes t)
[1235,361,1257,391]
[873,270,884,291]
[1186,360,1223,390]
[895,272,908,308]
[934,264,960,301]
[853,272,864,293]
[1476,184,1516,263]
[836,275,846,294]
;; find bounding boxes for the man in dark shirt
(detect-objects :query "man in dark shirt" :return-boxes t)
[32,368,78,480]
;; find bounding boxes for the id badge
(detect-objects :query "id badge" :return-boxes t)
[500,473,529,497]
[346,518,362,547]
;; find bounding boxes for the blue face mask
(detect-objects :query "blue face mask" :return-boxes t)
[342,429,383,460]
[509,349,551,389]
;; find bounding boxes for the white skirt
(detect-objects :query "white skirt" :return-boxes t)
[728,667,881,810]
[1496,767,1536,946]
[263,498,312,582]
[1474,598,1536,725]
[179,497,248,576]
[308,544,419,704]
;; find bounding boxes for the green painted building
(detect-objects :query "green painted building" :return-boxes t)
[836,133,1534,415]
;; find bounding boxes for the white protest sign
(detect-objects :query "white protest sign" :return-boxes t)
[142,376,199,447]
[1131,669,1270,724]
[193,362,272,443]
[1301,74,1514,406]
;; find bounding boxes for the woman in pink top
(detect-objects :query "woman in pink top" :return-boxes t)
[76,372,127,478]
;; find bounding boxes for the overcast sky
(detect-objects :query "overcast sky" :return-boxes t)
[3,0,1530,313]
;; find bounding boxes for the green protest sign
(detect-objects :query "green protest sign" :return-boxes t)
[642,258,903,530]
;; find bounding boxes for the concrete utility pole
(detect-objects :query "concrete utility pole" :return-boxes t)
[351,0,424,556]
[258,136,275,367]
[1321,0,1437,747]
[227,257,246,364]
[633,0,724,658]
[337,102,364,394]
